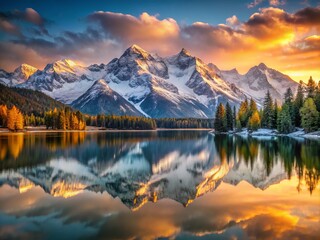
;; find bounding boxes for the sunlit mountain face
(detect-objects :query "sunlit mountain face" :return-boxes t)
[0,131,319,239]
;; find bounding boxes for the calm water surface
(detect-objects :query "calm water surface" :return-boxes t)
[0,130,319,240]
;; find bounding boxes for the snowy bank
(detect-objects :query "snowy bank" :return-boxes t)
[212,128,320,140]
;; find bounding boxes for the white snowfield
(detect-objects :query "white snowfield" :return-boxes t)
[1,45,299,117]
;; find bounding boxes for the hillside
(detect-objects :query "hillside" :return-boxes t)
[0,83,66,115]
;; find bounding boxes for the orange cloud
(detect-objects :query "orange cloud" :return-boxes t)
[0,7,319,82]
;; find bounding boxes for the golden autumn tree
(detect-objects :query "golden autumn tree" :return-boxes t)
[7,106,17,131]
[248,111,261,131]
[16,110,24,130]
[7,106,24,131]
[0,105,8,127]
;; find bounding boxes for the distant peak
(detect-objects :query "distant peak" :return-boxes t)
[208,63,220,72]
[257,63,268,70]
[230,68,239,74]
[179,48,192,56]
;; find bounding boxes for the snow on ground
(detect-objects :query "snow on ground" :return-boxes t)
[226,128,320,140]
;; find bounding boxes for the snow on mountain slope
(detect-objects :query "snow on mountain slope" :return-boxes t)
[71,46,213,117]
[0,69,11,86]
[0,64,38,86]
[219,63,299,103]
[20,59,107,104]
[1,44,301,117]
[72,79,143,116]
[73,46,247,117]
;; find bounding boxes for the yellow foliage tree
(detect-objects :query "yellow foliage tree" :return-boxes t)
[16,110,24,130]
[7,106,24,131]
[248,111,261,131]
[0,105,8,127]
[7,106,17,131]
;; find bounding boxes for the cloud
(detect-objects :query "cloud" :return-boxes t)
[87,11,181,54]
[0,7,319,81]
[0,19,21,36]
[248,0,286,8]
[0,8,50,37]
[248,0,264,8]
[226,15,241,27]
[269,0,286,6]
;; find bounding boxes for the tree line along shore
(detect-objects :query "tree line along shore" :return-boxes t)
[0,105,214,132]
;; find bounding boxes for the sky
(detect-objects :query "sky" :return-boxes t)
[0,0,319,82]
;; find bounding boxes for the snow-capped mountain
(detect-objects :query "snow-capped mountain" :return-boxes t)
[1,45,300,117]
[218,63,299,103]
[19,59,108,104]
[0,64,38,86]
[72,79,143,116]
[71,45,247,117]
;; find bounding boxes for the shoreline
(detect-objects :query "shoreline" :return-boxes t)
[0,127,213,134]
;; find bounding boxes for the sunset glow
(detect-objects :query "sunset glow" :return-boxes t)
[0,1,319,82]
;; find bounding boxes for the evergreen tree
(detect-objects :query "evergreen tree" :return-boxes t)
[300,98,319,133]
[233,106,236,129]
[284,87,294,104]
[272,100,278,129]
[238,98,249,127]
[44,110,53,129]
[214,103,226,132]
[293,82,304,127]
[277,104,293,133]
[284,87,295,125]
[314,81,320,112]
[248,111,261,131]
[307,76,316,99]
[262,90,274,129]
[225,102,233,131]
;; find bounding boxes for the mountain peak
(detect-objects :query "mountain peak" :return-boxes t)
[229,68,239,74]
[131,44,144,51]
[179,48,192,57]
[13,64,38,80]
[124,44,149,58]
[257,63,268,70]
[14,63,37,72]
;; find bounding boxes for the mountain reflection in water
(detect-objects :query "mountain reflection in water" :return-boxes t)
[0,131,319,240]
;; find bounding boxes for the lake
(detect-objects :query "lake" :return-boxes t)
[0,130,319,240]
